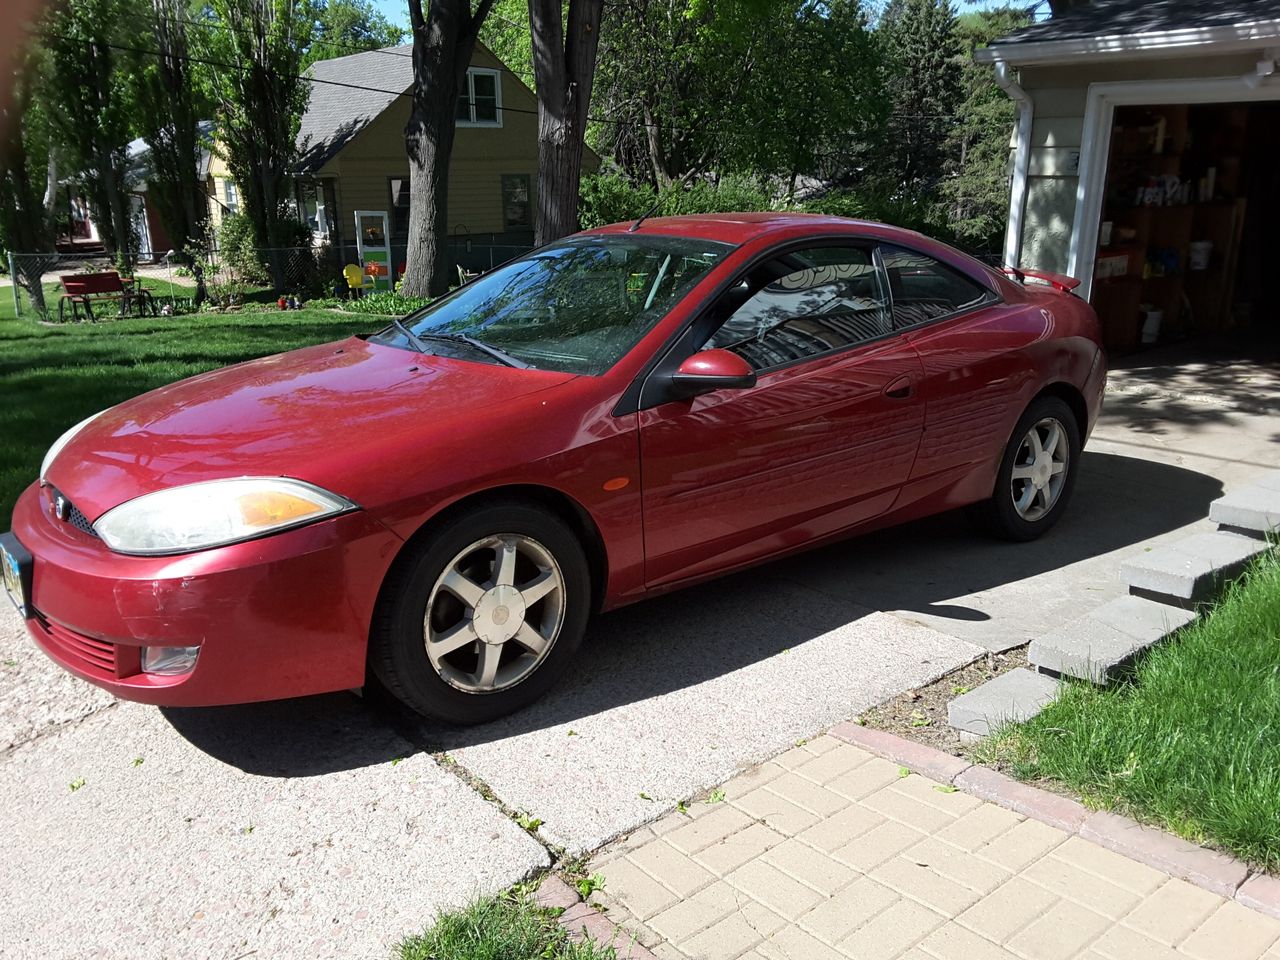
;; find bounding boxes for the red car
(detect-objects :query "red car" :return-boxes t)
[2,214,1105,724]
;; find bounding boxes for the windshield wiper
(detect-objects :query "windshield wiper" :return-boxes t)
[389,317,430,354]
[418,333,531,369]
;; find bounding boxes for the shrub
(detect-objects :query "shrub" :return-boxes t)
[578,171,657,229]
[802,188,956,243]
[341,291,433,316]
[216,214,269,285]
[578,171,777,229]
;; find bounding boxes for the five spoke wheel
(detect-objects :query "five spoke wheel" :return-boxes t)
[1010,416,1069,522]
[425,534,565,693]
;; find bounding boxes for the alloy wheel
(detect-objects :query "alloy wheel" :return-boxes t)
[423,534,565,693]
[1010,416,1070,522]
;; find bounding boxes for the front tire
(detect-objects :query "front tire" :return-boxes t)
[369,501,591,725]
[970,395,1081,542]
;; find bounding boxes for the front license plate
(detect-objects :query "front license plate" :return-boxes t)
[0,532,33,618]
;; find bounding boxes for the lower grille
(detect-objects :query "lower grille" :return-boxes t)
[32,610,118,680]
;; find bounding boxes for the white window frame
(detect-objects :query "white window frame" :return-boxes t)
[223,179,239,216]
[456,67,503,128]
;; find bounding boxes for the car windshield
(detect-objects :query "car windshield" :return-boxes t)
[379,235,732,375]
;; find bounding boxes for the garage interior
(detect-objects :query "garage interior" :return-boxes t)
[1090,101,1280,355]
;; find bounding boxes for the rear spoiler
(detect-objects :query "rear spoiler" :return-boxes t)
[1000,266,1082,295]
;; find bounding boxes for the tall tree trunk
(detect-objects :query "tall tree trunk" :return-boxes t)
[402,0,494,298]
[529,0,603,245]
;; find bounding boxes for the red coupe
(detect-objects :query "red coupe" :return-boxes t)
[2,214,1105,724]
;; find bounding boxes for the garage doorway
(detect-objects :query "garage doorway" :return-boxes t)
[1089,101,1280,353]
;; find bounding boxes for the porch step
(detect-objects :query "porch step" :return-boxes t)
[947,668,1059,739]
[1120,530,1271,607]
[1209,471,1280,538]
[1028,596,1197,684]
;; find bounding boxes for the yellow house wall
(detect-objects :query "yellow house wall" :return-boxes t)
[323,46,548,240]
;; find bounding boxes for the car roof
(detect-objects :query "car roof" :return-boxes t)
[584,212,920,246]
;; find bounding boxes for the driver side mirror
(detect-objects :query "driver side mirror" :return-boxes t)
[670,349,757,398]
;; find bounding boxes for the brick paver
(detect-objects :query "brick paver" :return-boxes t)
[588,737,1280,960]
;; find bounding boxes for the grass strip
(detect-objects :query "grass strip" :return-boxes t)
[977,551,1280,870]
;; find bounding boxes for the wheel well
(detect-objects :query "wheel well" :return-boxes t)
[1034,382,1088,438]
[397,484,609,614]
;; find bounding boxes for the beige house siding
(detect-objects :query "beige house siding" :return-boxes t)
[318,46,557,245]
[1013,52,1259,274]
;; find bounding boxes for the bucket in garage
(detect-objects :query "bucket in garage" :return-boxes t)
[1140,305,1163,344]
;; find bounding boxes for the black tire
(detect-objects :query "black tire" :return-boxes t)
[969,395,1082,542]
[369,500,591,725]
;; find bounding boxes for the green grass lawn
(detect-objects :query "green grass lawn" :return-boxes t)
[977,553,1280,870]
[0,297,376,529]
[396,892,616,960]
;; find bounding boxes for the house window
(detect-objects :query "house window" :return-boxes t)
[456,68,502,127]
[389,177,410,236]
[223,180,238,216]
[502,175,531,229]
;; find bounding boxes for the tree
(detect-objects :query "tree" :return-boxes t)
[401,0,496,298]
[308,0,407,65]
[478,0,534,85]
[878,0,962,195]
[528,0,603,244]
[942,6,1032,252]
[0,43,56,313]
[131,0,210,259]
[40,0,136,262]
[202,0,314,291]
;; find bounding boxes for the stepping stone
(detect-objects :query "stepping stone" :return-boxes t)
[1121,531,1270,607]
[1209,482,1280,538]
[947,668,1059,738]
[1029,595,1197,684]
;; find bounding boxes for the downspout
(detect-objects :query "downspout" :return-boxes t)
[994,60,1034,270]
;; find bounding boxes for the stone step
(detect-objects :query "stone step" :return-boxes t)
[947,668,1059,739]
[1209,474,1280,538]
[1121,531,1271,607]
[1029,595,1197,684]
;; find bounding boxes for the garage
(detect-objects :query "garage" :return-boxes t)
[979,0,1280,356]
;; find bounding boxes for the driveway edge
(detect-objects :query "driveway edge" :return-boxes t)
[828,720,1280,919]
[535,874,658,959]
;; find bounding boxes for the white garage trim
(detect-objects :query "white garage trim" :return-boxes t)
[1069,74,1280,301]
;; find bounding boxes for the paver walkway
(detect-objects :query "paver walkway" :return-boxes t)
[589,736,1280,960]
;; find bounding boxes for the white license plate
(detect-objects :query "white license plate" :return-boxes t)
[0,534,32,616]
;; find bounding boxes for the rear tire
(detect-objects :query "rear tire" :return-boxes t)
[969,395,1081,542]
[369,501,591,725]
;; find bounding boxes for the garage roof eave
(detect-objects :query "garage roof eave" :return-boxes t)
[975,19,1280,66]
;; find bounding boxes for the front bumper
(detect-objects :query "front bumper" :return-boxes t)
[8,482,404,706]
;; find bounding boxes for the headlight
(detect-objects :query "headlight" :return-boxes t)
[41,410,107,482]
[94,478,355,556]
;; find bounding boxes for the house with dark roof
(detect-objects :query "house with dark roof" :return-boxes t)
[277,41,579,277]
[980,0,1280,352]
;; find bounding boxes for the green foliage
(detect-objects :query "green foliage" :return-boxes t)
[802,188,954,240]
[941,7,1032,254]
[308,0,407,66]
[978,554,1280,871]
[578,171,772,228]
[478,0,536,86]
[0,44,55,314]
[340,291,433,315]
[200,0,315,289]
[396,891,617,960]
[216,214,269,284]
[879,0,962,193]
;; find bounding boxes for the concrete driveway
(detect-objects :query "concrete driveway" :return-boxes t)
[1,343,1274,959]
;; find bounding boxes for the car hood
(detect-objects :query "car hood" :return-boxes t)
[47,337,578,520]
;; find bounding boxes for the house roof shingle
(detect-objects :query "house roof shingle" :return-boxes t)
[296,44,414,174]
[990,0,1280,49]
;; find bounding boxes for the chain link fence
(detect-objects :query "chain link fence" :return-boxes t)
[5,237,532,319]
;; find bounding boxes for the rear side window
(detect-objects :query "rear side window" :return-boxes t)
[879,245,993,329]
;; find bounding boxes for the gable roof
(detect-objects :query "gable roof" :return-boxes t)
[296,44,414,174]
[977,0,1280,64]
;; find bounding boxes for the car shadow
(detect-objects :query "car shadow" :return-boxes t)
[165,449,1222,774]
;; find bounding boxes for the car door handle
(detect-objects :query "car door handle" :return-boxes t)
[883,375,913,400]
